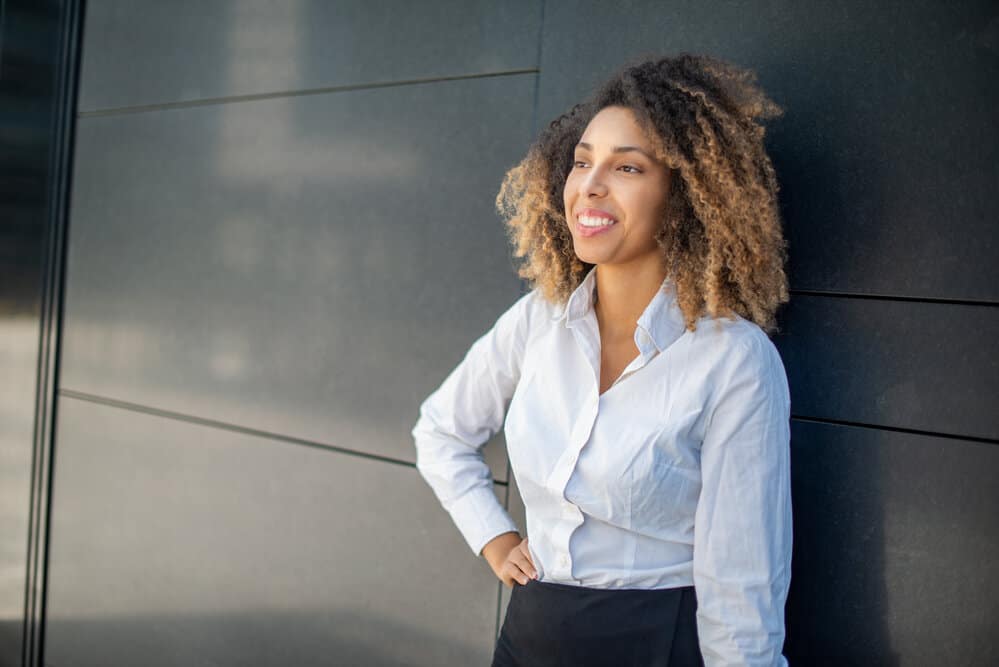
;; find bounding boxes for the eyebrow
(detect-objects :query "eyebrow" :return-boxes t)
[575,141,656,161]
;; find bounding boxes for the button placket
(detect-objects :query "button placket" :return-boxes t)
[548,388,598,492]
[547,312,600,584]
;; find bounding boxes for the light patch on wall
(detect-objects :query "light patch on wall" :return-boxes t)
[209,330,250,381]
[223,0,306,96]
[0,317,40,621]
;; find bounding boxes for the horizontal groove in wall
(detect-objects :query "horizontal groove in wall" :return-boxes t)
[59,388,511,484]
[60,389,994,461]
[77,68,540,118]
[788,288,997,308]
[790,413,998,445]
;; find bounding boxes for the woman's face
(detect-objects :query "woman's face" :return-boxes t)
[563,105,672,270]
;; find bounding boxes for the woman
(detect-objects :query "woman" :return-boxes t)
[412,53,791,666]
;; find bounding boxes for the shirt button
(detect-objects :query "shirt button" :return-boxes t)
[559,554,569,566]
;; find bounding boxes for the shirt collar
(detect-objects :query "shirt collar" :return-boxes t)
[552,266,687,354]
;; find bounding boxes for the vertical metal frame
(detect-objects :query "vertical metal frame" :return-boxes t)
[22,1,83,665]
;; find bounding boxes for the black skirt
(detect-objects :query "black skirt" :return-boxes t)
[491,579,704,667]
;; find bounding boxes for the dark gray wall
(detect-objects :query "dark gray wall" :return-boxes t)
[535,2,998,664]
[46,1,541,665]
[8,1,995,666]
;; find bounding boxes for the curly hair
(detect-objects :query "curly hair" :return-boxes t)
[495,53,789,334]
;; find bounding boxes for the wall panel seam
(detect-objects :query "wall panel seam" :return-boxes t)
[78,68,540,118]
[788,288,998,307]
[57,389,514,482]
[790,415,998,445]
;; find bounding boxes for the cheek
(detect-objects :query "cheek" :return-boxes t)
[627,192,666,242]
[562,188,576,220]
[639,188,669,223]
[562,175,577,204]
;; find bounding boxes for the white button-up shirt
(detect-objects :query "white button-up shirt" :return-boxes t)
[412,266,792,666]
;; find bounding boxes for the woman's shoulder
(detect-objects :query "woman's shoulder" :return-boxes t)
[686,312,790,410]
[686,311,783,371]
[494,286,559,330]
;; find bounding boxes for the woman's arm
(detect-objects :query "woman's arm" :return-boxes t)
[411,290,535,559]
[693,333,792,667]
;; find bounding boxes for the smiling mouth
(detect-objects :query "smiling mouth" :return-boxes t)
[575,214,618,238]
[578,215,617,228]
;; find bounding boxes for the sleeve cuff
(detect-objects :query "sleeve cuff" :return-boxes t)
[445,484,520,556]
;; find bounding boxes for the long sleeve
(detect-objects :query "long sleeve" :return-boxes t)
[693,334,792,666]
[411,291,534,556]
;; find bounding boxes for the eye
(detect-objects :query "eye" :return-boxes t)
[619,164,643,174]
[572,159,589,169]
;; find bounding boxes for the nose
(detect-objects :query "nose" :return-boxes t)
[581,163,608,198]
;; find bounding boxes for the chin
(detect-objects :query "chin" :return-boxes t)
[574,253,608,266]
[571,240,608,262]
[571,247,599,265]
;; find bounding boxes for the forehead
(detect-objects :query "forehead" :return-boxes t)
[578,105,652,147]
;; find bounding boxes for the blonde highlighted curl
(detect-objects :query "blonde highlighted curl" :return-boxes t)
[496,53,789,334]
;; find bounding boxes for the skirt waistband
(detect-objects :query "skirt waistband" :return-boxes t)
[492,579,704,666]
[528,578,695,596]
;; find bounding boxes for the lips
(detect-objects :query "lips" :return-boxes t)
[575,208,618,237]
[577,208,618,222]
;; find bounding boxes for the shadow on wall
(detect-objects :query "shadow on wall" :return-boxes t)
[43,607,491,667]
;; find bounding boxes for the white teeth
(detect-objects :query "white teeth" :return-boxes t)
[579,215,616,227]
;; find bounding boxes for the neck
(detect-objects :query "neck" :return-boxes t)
[593,260,667,342]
